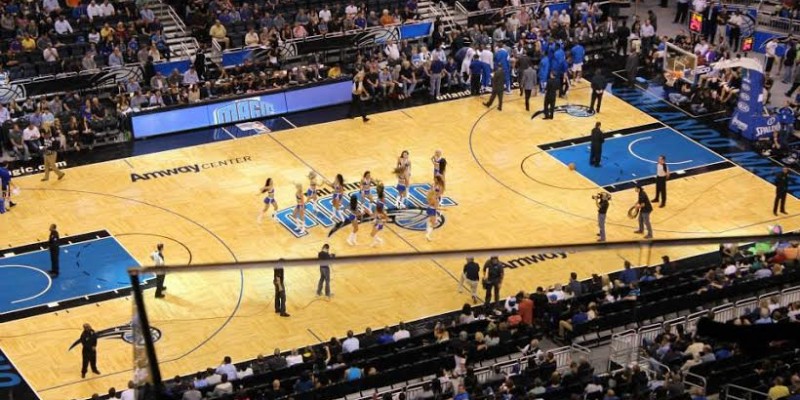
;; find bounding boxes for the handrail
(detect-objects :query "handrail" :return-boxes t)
[461,0,569,19]
[138,232,800,274]
[455,0,468,14]
[684,371,708,391]
[724,383,769,400]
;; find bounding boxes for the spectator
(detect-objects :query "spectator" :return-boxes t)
[119,381,135,400]
[518,291,534,326]
[393,322,410,341]
[215,356,237,381]
[285,349,303,366]
[108,47,124,67]
[345,364,363,381]
[212,374,233,397]
[183,67,200,85]
[769,377,790,400]
[54,15,73,35]
[82,52,97,70]
[342,330,359,353]
[22,121,41,156]
[619,261,638,285]
[376,327,394,345]
[43,44,59,63]
[210,20,230,50]
[266,348,287,370]
[244,27,259,46]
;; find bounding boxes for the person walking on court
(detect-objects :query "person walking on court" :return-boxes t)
[521,63,537,112]
[483,64,505,111]
[482,256,504,307]
[48,224,60,277]
[41,131,65,181]
[652,156,669,208]
[597,194,609,242]
[274,265,289,317]
[316,244,334,299]
[75,323,100,378]
[151,243,166,298]
[590,122,604,167]
[590,69,606,113]
[774,167,790,216]
[347,72,369,122]
[543,73,559,119]
[458,257,480,303]
[634,186,654,239]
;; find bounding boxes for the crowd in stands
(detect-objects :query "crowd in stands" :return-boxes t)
[80,232,800,400]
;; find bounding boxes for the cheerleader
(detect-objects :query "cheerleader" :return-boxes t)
[360,170,374,215]
[291,183,307,234]
[395,150,412,208]
[433,174,446,205]
[306,171,320,213]
[397,150,412,180]
[431,149,443,180]
[393,165,409,209]
[257,177,279,223]
[425,186,439,241]
[345,193,361,246]
[325,173,346,222]
[370,184,388,247]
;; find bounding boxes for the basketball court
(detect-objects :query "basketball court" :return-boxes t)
[1,81,798,400]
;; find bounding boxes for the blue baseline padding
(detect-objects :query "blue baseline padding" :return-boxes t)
[546,127,726,187]
[0,237,149,315]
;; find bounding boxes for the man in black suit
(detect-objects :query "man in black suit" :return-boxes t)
[774,167,790,215]
[634,186,654,239]
[483,64,505,111]
[590,70,606,113]
[48,224,60,277]
[543,74,559,119]
[590,122,604,167]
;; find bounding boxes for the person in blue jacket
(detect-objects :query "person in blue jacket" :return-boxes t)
[538,56,550,94]
[494,44,511,92]
[552,43,568,96]
[570,43,585,83]
[468,55,483,95]
[778,100,796,145]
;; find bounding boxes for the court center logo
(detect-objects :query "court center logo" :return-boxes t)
[68,323,162,351]
[531,104,596,119]
[275,183,457,238]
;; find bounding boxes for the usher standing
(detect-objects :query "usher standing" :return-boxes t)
[48,224,60,277]
[652,156,669,208]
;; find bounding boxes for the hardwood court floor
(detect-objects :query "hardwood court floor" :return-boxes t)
[2,83,798,400]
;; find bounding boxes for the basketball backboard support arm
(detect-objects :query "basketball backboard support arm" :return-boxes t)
[130,270,165,400]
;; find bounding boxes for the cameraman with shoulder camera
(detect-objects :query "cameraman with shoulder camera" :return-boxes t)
[594,193,610,242]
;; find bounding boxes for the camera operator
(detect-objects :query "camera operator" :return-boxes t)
[594,193,610,242]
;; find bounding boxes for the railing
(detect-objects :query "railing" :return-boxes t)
[724,383,769,400]
[456,0,569,18]
[684,371,708,392]
[353,345,592,400]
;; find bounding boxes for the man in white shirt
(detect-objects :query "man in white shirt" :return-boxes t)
[182,67,200,85]
[345,2,358,16]
[87,0,102,20]
[342,330,360,353]
[212,375,234,397]
[0,104,9,125]
[215,356,238,381]
[43,44,59,62]
[384,40,400,61]
[22,122,41,155]
[319,5,331,22]
[42,0,61,14]
[54,15,73,35]
[100,0,115,16]
[392,323,410,341]
[120,381,136,400]
[692,0,707,14]
[765,39,778,76]
[285,349,303,366]
[151,243,166,298]
[479,46,494,70]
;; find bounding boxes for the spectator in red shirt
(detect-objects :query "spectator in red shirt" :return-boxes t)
[517,291,534,326]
